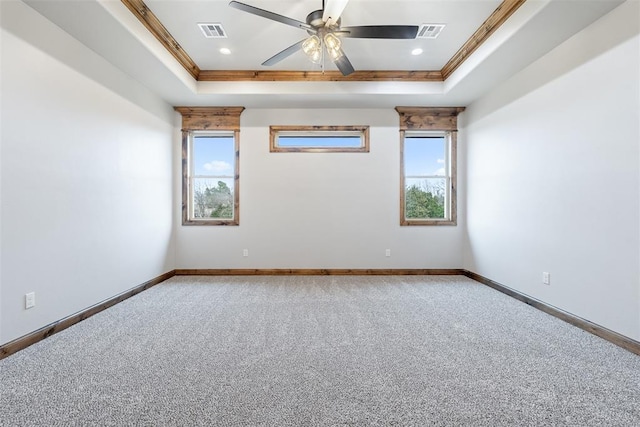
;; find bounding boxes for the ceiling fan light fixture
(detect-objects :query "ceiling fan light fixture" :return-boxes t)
[302,35,322,63]
[327,46,343,61]
[302,35,321,55]
[324,33,341,50]
[323,33,343,62]
[309,48,322,64]
[229,0,419,75]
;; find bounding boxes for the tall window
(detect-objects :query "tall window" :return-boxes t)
[402,133,452,223]
[175,107,244,226]
[189,132,237,222]
[396,107,463,226]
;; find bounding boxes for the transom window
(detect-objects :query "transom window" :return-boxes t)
[270,126,369,153]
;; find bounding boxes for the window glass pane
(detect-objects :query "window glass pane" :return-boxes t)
[277,135,362,148]
[405,177,446,219]
[193,135,234,176]
[192,178,234,219]
[404,136,446,177]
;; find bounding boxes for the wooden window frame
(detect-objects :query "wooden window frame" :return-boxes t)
[175,107,244,226]
[396,107,464,226]
[186,131,239,225]
[269,125,370,153]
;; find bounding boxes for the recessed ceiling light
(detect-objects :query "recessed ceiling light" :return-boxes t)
[411,48,423,56]
[219,48,231,55]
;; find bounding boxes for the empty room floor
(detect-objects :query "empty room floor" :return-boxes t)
[1,275,639,426]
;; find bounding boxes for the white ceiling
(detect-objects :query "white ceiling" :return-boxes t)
[24,0,625,109]
[145,0,502,71]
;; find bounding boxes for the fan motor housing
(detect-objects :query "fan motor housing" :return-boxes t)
[306,9,341,29]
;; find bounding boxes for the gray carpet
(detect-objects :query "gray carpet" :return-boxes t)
[1,275,639,426]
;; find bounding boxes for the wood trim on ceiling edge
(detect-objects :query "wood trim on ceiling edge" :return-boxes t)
[441,0,527,79]
[120,0,200,79]
[0,270,176,360]
[121,0,526,82]
[198,70,443,82]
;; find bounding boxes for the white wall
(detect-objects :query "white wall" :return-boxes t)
[175,108,465,269]
[463,1,640,340]
[0,1,176,344]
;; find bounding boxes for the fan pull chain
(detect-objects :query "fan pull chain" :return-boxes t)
[321,38,325,74]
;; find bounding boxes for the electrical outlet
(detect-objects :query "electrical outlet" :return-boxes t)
[25,292,36,309]
[243,249,249,257]
[385,249,391,257]
[543,272,550,285]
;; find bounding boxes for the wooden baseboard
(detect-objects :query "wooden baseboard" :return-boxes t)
[174,268,463,276]
[4,268,638,359]
[0,270,176,360]
[461,270,640,356]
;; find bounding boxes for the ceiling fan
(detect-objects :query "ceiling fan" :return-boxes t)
[228,0,419,76]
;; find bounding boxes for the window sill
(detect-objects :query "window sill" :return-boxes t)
[182,219,239,226]
[401,219,457,226]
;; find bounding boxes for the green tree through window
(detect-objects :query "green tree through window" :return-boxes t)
[405,185,445,219]
[207,181,233,218]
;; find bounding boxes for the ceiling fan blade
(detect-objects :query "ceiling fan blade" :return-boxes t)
[322,0,349,26]
[262,39,306,66]
[331,48,355,76]
[229,1,312,31]
[340,25,419,39]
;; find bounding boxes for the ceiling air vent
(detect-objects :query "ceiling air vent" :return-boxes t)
[198,23,227,38]
[417,24,445,39]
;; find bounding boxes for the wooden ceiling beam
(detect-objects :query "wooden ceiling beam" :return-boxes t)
[121,0,200,80]
[198,70,443,82]
[441,0,527,80]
